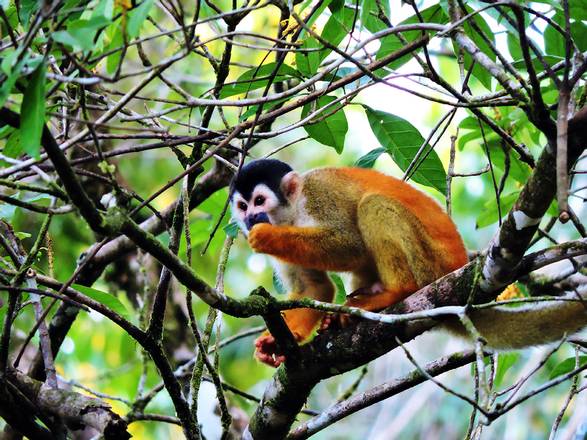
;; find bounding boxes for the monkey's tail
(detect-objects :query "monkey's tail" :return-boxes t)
[446,290,587,349]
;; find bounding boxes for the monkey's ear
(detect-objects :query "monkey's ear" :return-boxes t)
[281,171,301,201]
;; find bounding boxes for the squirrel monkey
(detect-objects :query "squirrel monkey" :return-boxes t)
[230,159,467,366]
[230,159,587,367]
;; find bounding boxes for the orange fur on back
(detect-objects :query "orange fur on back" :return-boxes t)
[337,168,468,270]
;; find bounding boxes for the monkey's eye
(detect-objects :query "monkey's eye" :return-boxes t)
[254,195,265,206]
[237,201,247,211]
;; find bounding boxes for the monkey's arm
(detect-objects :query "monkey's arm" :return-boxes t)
[248,223,364,271]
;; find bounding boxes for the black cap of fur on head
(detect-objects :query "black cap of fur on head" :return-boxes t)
[230,159,293,203]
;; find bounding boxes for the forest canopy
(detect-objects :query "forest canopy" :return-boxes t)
[0,0,587,438]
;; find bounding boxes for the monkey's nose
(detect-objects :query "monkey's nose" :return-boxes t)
[245,212,270,230]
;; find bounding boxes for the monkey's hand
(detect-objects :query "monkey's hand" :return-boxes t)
[254,332,302,367]
[254,334,286,367]
[248,223,276,255]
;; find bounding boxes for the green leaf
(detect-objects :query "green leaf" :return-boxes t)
[93,0,114,20]
[220,63,298,98]
[72,284,130,318]
[507,33,523,61]
[570,0,587,20]
[476,191,519,229]
[20,62,46,159]
[301,95,348,153]
[0,125,13,139]
[127,0,153,39]
[494,352,520,388]
[458,7,496,90]
[0,199,17,221]
[295,36,321,77]
[273,271,287,295]
[297,1,355,76]
[542,13,587,56]
[360,0,389,33]
[105,23,125,74]
[223,221,240,238]
[544,14,565,58]
[489,145,532,184]
[363,106,447,194]
[19,0,38,28]
[549,356,587,380]
[52,15,111,51]
[0,57,25,108]
[329,273,346,304]
[376,5,447,73]
[354,147,385,168]
[4,129,21,158]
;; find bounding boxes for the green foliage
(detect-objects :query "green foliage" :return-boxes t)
[20,62,45,159]
[220,63,299,98]
[329,273,346,304]
[52,16,112,51]
[354,147,385,168]
[360,0,389,33]
[549,356,587,380]
[376,5,447,73]
[1,1,585,438]
[476,191,519,229]
[127,0,154,39]
[72,284,131,319]
[363,105,447,194]
[302,95,348,153]
[494,352,520,388]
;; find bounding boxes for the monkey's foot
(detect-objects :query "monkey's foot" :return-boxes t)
[254,334,286,367]
[318,313,341,332]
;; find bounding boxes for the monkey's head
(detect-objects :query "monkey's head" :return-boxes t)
[230,159,302,234]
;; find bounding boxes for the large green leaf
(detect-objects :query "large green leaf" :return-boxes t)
[20,63,46,159]
[301,95,348,153]
[363,106,447,194]
[220,63,299,98]
[72,284,130,318]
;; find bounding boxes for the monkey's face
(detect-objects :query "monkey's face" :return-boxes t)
[231,184,284,233]
[230,160,301,236]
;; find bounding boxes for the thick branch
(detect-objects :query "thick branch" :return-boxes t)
[3,368,130,439]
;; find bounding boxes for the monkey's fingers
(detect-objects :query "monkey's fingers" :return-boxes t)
[254,334,286,367]
[318,312,348,332]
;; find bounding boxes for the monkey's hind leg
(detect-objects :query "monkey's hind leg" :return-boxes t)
[347,194,435,311]
[254,267,334,367]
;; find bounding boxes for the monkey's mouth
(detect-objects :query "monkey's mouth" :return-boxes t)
[245,212,271,230]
